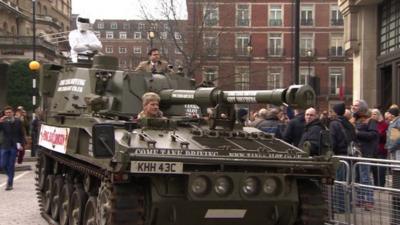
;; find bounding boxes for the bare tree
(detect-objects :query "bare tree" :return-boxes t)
[137,0,223,78]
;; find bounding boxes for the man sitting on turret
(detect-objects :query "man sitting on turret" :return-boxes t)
[138,92,164,119]
[135,48,170,74]
[68,15,102,63]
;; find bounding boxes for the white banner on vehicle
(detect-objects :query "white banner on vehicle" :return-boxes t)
[38,124,70,154]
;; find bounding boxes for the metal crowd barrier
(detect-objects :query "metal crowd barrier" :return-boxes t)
[326,156,400,225]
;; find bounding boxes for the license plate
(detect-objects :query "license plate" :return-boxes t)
[131,161,183,174]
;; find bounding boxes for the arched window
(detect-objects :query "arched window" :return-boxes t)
[37,2,42,14]
[43,6,48,15]
[11,26,15,35]
[3,22,8,33]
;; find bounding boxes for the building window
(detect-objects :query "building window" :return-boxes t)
[267,67,282,89]
[300,33,314,56]
[235,66,250,90]
[119,32,127,39]
[203,33,218,56]
[301,4,314,26]
[268,33,283,56]
[94,31,101,39]
[106,31,114,39]
[379,0,400,55]
[123,23,129,30]
[269,5,282,26]
[105,46,113,53]
[203,67,218,85]
[174,32,182,40]
[299,67,314,85]
[204,4,219,27]
[138,23,145,30]
[330,33,344,57]
[160,32,168,39]
[134,32,142,39]
[236,4,250,27]
[97,22,104,29]
[329,68,344,95]
[119,47,127,54]
[133,47,141,54]
[331,5,343,26]
[236,33,251,56]
[111,22,118,29]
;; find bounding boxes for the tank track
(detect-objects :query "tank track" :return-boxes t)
[295,180,328,225]
[35,149,146,225]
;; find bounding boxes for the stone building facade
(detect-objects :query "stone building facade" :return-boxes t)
[0,0,71,106]
[339,0,399,109]
[187,0,353,110]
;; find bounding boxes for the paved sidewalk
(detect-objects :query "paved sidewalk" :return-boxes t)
[0,162,47,225]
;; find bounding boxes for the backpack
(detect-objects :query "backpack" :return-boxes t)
[337,119,359,156]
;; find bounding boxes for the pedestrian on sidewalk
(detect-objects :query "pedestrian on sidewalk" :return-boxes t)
[0,106,25,191]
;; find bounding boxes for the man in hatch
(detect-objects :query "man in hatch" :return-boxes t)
[138,92,164,119]
[135,48,170,74]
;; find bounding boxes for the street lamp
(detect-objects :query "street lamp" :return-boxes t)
[306,49,313,85]
[32,0,36,60]
[149,31,155,48]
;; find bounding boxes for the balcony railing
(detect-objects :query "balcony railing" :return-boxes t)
[0,0,23,16]
[36,15,62,28]
[266,48,284,57]
[331,19,344,26]
[269,19,282,26]
[301,18,314,26]
[0,36,56,52]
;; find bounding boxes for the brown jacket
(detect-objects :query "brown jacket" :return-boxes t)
[135,60,170,74]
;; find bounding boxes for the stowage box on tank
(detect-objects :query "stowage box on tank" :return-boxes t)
[35,55,337,225]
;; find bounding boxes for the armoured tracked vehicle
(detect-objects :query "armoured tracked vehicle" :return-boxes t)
[35,55,337,225]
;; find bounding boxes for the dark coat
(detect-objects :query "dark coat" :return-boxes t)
[283,112,305,146]
[298,119,325,156]
[355,118,379,158]
[329,116,351,155]
[0,117,25,149]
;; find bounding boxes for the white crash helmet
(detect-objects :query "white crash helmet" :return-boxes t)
[76,15,90,31]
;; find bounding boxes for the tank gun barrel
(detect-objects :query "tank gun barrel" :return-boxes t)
[159,84,315,109]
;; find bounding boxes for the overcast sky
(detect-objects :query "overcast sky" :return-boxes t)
[72,0,187,21]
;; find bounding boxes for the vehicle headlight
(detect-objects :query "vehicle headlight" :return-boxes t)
[263,177,278,194]
[191,176,209,196]
[242,177,259,195]
[214,176,232,196]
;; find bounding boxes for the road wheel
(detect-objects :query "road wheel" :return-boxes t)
[43,175,55,214]
[97,182,112,225]
[83,197,98,225]
[294,179,327,225]
[69,186,88,225]
[59,182,74,225]
[38,152,51,191]
[51,176,64,220]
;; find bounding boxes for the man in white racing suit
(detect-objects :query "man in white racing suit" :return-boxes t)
[68,15,102,63]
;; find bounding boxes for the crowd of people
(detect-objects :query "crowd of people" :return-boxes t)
[246,100,400,211]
